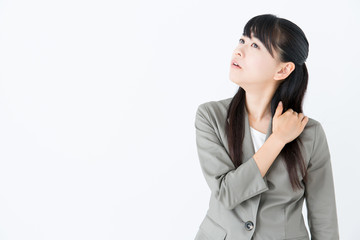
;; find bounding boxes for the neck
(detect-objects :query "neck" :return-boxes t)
[244,89,275,122]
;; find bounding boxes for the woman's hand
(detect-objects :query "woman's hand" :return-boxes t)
[272,101,309,145]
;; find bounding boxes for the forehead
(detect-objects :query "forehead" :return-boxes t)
[242,33,261,42]
[242,33,280,60]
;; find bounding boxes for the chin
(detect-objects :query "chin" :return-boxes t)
[229,76,248,90]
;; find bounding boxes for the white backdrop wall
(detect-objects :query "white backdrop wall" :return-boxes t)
[0,0,359,239]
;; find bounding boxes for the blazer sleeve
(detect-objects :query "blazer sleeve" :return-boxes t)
[305,122,339,240]
[195,103,269,210]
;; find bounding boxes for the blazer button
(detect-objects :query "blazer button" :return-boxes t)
[245,221,254,231]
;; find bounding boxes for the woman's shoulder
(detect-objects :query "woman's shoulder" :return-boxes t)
[195,97,233,123]
[303,116,327,138]
[196,97,233,114]
[296,115,331,165]
[195,98,328,141]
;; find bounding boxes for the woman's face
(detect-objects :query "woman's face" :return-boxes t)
[229,33,283,90]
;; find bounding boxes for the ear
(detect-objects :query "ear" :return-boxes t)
[273,62,295,81]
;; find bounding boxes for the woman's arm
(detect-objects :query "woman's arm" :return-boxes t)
[253,133,286,177]
[305,122,339,239]
[253,100,308,177]
[195,103,269,210]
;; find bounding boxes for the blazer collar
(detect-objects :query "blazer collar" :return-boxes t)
[243,107,273,160]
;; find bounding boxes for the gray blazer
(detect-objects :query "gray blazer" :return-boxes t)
[194,97,339,240]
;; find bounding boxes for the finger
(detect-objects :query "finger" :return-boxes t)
[274,101,283,117]
[287,108,294,113]
[301,116,309,128]
[298,113,304,120]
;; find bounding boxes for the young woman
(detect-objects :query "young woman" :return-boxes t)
[194,14,339,240]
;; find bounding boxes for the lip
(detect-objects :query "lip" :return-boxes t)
[231,59,242,69]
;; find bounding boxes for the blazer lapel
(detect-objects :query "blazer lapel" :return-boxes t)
[243,107,273,161]
[243,107,256,161]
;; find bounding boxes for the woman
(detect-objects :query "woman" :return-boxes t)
[194,14,339,240]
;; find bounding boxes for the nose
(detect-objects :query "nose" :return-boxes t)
[236,50,242,57]
[234,45,244,57]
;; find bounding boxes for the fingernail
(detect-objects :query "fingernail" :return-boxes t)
[279,101,282,106]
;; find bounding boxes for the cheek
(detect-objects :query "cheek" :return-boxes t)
[248,54,268,66]
[249,56,275,76]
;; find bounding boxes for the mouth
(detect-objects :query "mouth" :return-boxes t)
[231,61,242,69]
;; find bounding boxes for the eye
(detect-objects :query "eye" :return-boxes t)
[238,38,259,49]
[251,43,259,49]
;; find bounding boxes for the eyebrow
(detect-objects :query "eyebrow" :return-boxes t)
[239,36,262,46]
[240,35,259,41]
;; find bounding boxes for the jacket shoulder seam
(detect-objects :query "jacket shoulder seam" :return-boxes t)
[310,121,319,162]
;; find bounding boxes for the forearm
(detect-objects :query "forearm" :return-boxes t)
[253,133,286,177]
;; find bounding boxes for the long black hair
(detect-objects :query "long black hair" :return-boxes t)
[225,14,309,191]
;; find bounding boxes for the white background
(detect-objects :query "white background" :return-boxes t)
[0,0,359,239]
